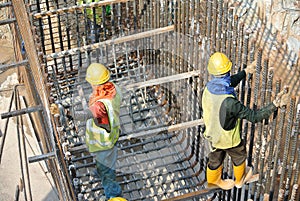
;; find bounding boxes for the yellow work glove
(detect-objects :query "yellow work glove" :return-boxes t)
[50,103,59,115]
[273,88,290,108]
[244,60,256,75]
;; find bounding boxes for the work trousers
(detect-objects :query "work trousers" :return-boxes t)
[93,145,122,198]
[207,139,247,170]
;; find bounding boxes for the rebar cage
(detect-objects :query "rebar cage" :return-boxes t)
[2,0,299,201]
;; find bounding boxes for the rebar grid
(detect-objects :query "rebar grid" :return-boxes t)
[2,0,299,201]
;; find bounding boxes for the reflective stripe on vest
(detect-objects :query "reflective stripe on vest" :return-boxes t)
[202,87,241,149]
[86,84,122,152]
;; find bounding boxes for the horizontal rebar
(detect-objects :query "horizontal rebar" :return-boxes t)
[44,25,174,59]
[69,119,203,152]
[126,70,200,89]
[0,2,12,8]
[28,152,56,163]
[0,60,29,71]
[0,18,16,26]
[1,105,43,119]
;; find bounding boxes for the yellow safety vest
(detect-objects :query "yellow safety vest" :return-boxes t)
[85,84,122,152]
[202,87,241,149]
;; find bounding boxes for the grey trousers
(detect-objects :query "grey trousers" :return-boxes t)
[207,139,247,170]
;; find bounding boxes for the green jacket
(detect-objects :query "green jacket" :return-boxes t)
[85,84,122,152]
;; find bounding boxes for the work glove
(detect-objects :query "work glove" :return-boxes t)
[50,103,59,115]
[272,87,290,108]
[244,60,256,75]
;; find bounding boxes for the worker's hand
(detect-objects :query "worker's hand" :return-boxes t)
[244,60,256,74]
[50,103,59,115]
[272,87,290,108]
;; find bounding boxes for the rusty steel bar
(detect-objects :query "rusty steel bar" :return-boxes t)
[249,49,262,200]
[216,0,222,51]
[231,15,238,72]
[289,184,299,201]
[264,78,279,194]
[220,1,228,53]
[269,90,287,200]
[255,58,269,198]
[211,0,217,51]
[279,97,295,192]
[284,108,299,200]
[206,0,212,41]
[226,7,233,57]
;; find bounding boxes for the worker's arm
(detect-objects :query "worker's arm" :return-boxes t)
[219,97,277,130]
[230,71,246,87]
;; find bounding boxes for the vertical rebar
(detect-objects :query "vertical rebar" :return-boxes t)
[211,0,217,52]
[289,184,298,201]
[206,0,212,46]
[216,0,222,51]
[269,87,287,200]
[255,59,269,198]
[231,15,238,72]
[284,108,299,200]
[221,1,228,53]
[264,70,277,194]
[226,8,233,57]
[279,97,295,194]
[249,49,262,200]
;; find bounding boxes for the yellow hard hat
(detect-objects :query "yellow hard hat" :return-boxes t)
[208,52,232,75]
[85,63,110,85]
[108,197,127,201]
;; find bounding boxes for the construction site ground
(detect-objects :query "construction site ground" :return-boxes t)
[0,37,58,200]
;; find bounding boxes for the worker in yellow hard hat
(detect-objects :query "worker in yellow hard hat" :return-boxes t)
[202,52,290,189]
[85,63,123,199]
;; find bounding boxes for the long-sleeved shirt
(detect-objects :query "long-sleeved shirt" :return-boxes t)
[219,70,277,130]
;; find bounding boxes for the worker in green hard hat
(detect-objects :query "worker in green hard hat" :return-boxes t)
[202,52,289,190]
[77,0,111,43]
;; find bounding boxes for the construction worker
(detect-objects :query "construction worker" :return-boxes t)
[77,0,111,43]
[85,63,123,199]
[202,52,289,190]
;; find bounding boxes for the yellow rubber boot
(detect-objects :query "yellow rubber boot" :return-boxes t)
[207,166,235,190]
[233,161,253,188]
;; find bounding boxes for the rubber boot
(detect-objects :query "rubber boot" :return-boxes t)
[206,166,235,190]
[233,161,253,188]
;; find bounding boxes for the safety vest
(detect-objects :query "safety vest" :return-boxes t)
[85,84,122,152]
[202,87,241,149]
